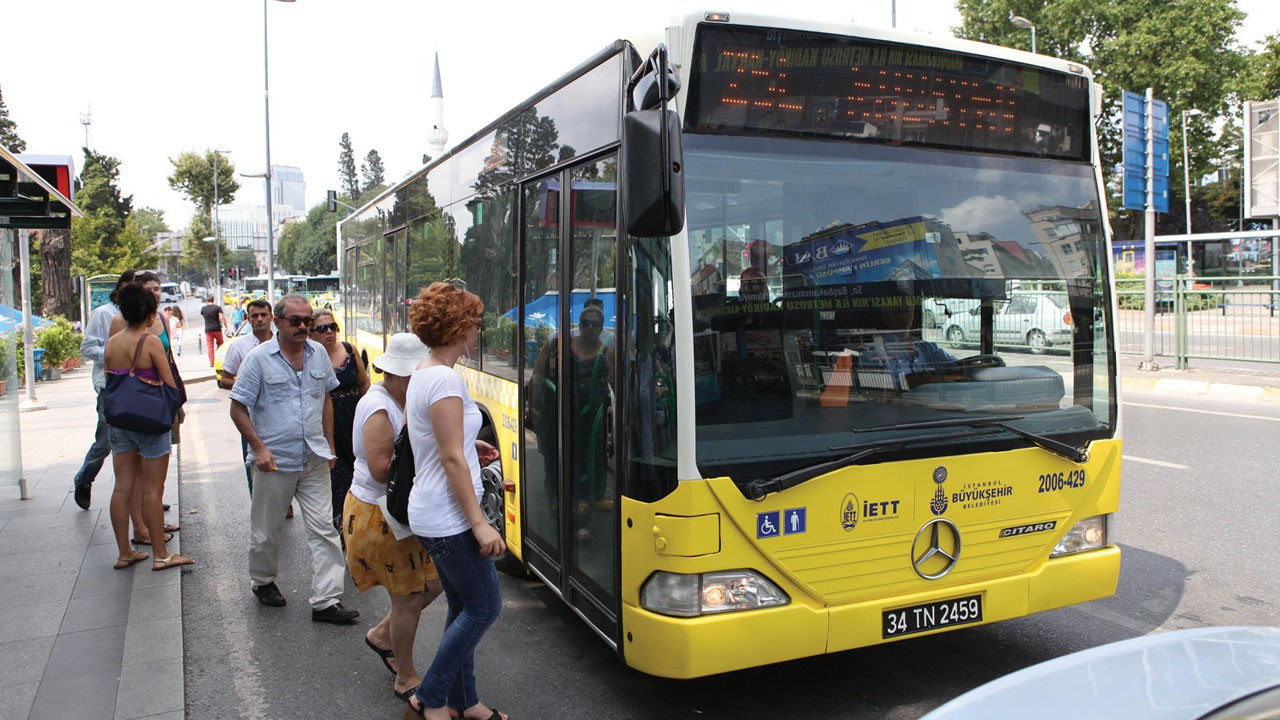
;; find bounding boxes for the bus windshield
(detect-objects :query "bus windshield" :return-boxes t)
[684,132,1115,484]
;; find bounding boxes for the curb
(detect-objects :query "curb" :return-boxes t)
[1122,376,1280,403]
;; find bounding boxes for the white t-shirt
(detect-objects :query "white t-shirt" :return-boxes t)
[349,384,404,505]
[405,365,481,538]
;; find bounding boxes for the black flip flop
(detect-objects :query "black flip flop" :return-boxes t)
[364,636,395,676]
[394,682,420,701]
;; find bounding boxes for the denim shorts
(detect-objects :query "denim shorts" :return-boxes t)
[108,426,172,459]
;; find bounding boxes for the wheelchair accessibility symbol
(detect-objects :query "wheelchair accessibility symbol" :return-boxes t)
[756,511,781,539]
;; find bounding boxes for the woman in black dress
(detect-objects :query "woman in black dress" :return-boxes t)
[310,309,370,530]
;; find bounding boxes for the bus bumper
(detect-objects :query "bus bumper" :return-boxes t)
[620,545,1120,679]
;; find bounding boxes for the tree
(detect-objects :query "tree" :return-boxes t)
[361,149,385,191]
[339,132,360,200]
[168,149,238,281]
[1242,33,1280,100]
[277,201,339,276]
[0,85,25,153]
[168,149,239,217]
[71,148,156,277]
[955,0,1246,237]
[37,228,74,318]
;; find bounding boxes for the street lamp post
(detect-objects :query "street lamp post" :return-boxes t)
[212,149,229,301]
[1010,15,1037,54]
[262,0,295,303]
[1182,108,1204,276]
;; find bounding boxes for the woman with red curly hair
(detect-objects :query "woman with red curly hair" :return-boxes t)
[402,282,508,720]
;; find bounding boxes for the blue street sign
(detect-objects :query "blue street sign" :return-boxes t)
[1121,90,1171,213]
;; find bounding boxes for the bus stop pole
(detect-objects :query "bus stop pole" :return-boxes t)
[1141,87,1158,370]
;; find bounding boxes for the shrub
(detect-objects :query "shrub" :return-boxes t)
[0,334,13,380]
[34,315,83,367]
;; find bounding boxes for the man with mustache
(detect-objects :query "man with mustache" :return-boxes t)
[229,294,359,624]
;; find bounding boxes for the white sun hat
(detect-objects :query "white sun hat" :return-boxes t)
[373,332,429,377]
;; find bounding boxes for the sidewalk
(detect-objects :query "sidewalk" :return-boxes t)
[0,333,214,720]
[1119,359,1280,402]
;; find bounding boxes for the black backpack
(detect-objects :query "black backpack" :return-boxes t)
[385,425,415,525]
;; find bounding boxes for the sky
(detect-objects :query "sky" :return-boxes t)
[5,0,1278,233]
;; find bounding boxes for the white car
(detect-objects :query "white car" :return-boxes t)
[941,292,1073,354]
[923,626,1280,720]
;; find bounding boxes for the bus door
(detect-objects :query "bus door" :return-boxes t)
[520,154,620,643]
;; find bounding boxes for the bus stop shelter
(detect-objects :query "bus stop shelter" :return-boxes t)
[1,145,83,498]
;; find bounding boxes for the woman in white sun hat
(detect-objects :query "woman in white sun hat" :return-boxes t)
[342,332,443,701]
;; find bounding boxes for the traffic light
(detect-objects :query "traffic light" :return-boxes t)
[327,189,337,213]
[219,269,227,284]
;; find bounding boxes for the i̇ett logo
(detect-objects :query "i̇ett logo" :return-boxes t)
[840,493,859,531]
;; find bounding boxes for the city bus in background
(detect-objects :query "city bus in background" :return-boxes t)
[301,273,340,309]
[337,11,1120,679]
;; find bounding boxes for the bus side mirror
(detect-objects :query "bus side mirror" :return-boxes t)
[623,43,685,238]
[622,108,684,237]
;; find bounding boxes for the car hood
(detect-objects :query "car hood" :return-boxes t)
[922,627,1280,720]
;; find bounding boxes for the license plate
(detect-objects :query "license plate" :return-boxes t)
[882,594,983,638]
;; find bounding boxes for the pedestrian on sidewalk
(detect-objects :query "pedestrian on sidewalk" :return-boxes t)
[73,270,135,510]
[165,305,184,356]
[220,298,277,498]
[402,283,507,720]
[344,332,441,701]
[201,295,229,368]
[310,308,370,532]
[229,294,359,624]
[110,272,185,542]
[103,284,193,571]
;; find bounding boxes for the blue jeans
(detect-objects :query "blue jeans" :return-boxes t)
[414,530,502,710]
[74,392,110,489]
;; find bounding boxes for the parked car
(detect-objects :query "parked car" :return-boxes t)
[922,626,1280,720]
[941,291,1072,354]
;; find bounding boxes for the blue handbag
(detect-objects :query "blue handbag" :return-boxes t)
[102,335,183,435]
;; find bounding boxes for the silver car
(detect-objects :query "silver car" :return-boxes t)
[941,292,1073,354]
[923,626,1280,720]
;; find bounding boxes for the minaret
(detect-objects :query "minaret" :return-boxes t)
[427,52,448,160]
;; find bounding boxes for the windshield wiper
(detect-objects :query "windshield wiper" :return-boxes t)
[743,427,1005,501]
[856,416,1090,464]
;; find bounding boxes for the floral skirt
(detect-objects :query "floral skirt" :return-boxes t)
[342,492,437,595]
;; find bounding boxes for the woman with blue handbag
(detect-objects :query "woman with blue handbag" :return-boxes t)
[103,283,193,571]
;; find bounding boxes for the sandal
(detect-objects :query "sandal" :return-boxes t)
[133,532,174,546]
[164,523,180,533]
[365,635,396,676]
[394,682,420,701]
[152,553,195,571]
[113,550,149,569]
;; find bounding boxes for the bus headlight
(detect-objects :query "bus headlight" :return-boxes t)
[1050,515,1107,557]
[640,570,790,617]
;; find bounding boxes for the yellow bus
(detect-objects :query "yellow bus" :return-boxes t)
[338,11,1120,679]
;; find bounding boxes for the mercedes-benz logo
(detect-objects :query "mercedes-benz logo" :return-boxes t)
[911,518,961,579]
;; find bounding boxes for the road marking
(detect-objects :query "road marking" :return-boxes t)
[1124,401,1280,422]
[1123,455,1187,469]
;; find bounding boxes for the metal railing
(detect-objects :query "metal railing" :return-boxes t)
[1115,275,1280,367]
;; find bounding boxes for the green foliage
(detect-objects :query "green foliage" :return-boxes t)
[0,85,26,153]
[1115,272,1216,310]
[339,132,360,200]
[1241,33,1280,100]
[277,201,339,276]
[361,149,385,190]
[955,0,1246,238]
[34,315,81,366]
[180,214,225,280]
[482,312,516,361]
[168,150,239,217]
[71,148,155,277]
[0,334,13,380]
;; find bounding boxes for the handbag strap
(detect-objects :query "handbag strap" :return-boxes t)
[128,334,149,377]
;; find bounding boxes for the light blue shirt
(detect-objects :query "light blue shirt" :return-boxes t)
[80,303,120,391]
[229,337,339,472]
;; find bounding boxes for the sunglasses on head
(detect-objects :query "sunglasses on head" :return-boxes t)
[310,322,340,334]
[277,315,314,327]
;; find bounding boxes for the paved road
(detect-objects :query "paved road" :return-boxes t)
[178,381,1280,719]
